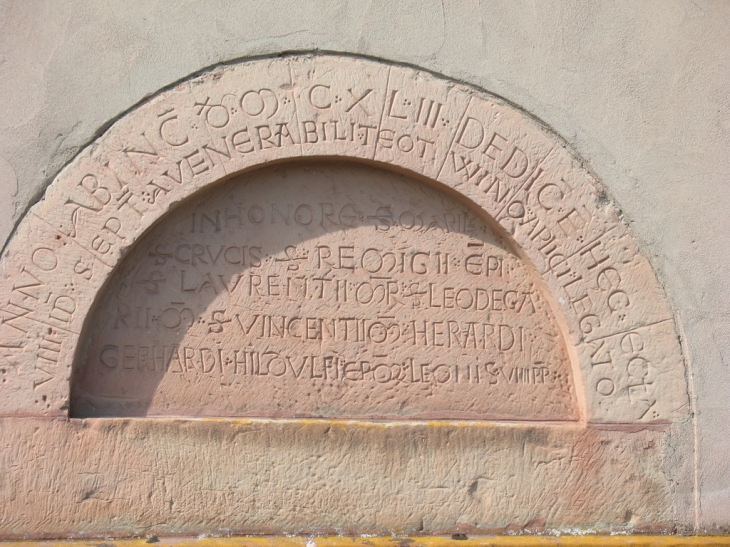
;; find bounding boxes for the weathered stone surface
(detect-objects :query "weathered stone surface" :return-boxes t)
[0,418,671,538]
[72,162,577,420]
[0,54,694,537]
[2,3,728,530]
[0,55,687,424]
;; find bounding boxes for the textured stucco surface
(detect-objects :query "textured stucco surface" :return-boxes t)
[0,0,728,532]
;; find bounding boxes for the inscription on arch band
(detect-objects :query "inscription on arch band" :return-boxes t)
[0,54,687,423]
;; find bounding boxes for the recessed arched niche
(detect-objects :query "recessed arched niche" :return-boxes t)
[0,53,693,537]
[72,161,578,420]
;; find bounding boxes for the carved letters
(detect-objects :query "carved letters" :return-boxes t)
[72,164,577,419]
[0,55,687,423]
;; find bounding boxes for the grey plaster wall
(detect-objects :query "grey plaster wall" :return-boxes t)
[0,0,728,532]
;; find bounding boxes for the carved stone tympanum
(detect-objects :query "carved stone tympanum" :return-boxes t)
[73,162,577,420]
[0,55,686,424]
[0,54,691,537]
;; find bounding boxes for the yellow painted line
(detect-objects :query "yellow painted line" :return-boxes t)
[4,536,730,547]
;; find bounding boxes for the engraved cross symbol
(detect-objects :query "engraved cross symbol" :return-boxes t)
[194,97,212,116]
[345,89,373,116]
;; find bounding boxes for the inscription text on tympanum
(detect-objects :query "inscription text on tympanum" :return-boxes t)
[73,163,577,419]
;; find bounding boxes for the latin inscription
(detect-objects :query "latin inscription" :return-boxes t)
[72,164,577,419]
[0,55,685,422]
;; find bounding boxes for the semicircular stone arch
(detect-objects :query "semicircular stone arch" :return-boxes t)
[0,54,687,424]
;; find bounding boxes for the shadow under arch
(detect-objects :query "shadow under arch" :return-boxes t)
[70,158,580,421]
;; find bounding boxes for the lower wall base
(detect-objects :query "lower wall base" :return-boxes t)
[0,418,679,538]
